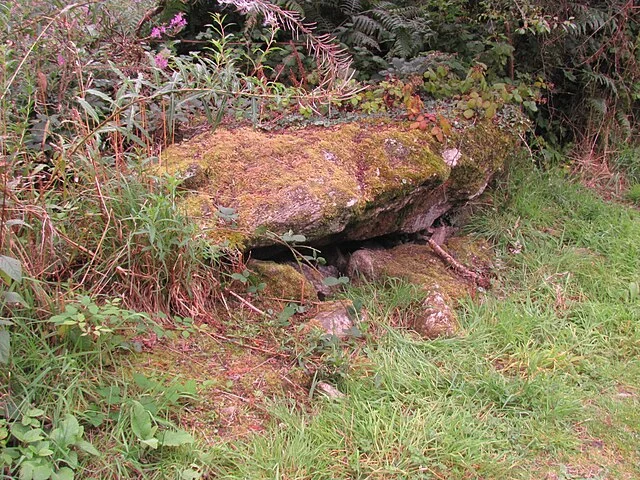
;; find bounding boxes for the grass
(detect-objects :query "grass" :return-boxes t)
[3,161,640,479]
[203,163,640,479]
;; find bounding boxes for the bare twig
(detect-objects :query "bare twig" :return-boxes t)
[419,235,491,289]
[135,3,166,37]
[227,289,269,317]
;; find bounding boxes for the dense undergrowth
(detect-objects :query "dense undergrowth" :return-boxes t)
[1,1,640,479]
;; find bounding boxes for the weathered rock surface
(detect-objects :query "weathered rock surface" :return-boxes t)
[296,263,341,300]
[413,291,458,339]
[348,242,468,300]
[161,120,513,250]
[346,237,494,338]
[308,301,363,338]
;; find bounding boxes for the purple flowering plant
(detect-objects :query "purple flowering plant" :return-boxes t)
[150,13,187,39]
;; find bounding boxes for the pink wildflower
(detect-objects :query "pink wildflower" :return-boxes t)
[150,26,162,39]
[57,54,65,66]
[169,12,187,29]
[154,54,169,69]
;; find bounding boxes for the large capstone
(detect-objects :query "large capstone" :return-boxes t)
[160,119,514,250]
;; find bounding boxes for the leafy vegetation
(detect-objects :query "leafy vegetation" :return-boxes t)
[1,0,639,478]
[181,0,638,147]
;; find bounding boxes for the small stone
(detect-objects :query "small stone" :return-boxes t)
[443,148,462,167]
[411,291,458,339]
[347,249,390,280]
[311,301,362,338]
[316,382,345,399]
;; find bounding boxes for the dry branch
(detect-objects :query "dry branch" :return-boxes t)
[419,234,491,289]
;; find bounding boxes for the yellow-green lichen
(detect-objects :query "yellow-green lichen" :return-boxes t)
[248,260,316,302]
[158,121,450,247]
[158,118,515,249]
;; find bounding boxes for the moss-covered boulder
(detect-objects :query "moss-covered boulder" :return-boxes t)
[346,236,493,338]
[161,119,513,249]
[347,237,493,301]
[247,260,316,302]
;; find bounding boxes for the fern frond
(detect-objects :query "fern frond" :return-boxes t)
[615,111,631,140]
[350,14,382,37]
[218,0,355,92]
[341,0,361,16]
[343,29,380,50]
[582,70,619,97]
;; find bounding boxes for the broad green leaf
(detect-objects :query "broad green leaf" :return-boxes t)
[20,459,53,480]
[75,97,100,123]
[322,276,350,287]
[0,330,10,364]
[22,428,45,443]
[51,467,74,480]
[0,255,21,284]
[2,291,25,306]
[217,206,236,216]
[159,430,194,446]
[280,231,306,243]
[5,219,29,228]
[277,303,299,325]
[140,437,159,449]
[32,464,54,480]
[130,401,154,440]
[50,415,81,448]
[36,446,53,457]
[463,109,475,119]
[181,469,202,480]
[230,273,248,283]
[76,440,100,456]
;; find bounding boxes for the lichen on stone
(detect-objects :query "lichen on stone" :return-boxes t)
[247,259,316,302]
[158,118,515,250]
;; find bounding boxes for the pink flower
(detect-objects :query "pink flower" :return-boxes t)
[169,12,187,29]
[57,54,65,66]
[154,54,169,69]
[151,26,162,38]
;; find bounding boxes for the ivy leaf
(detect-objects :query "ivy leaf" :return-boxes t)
[463,109,475,119]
